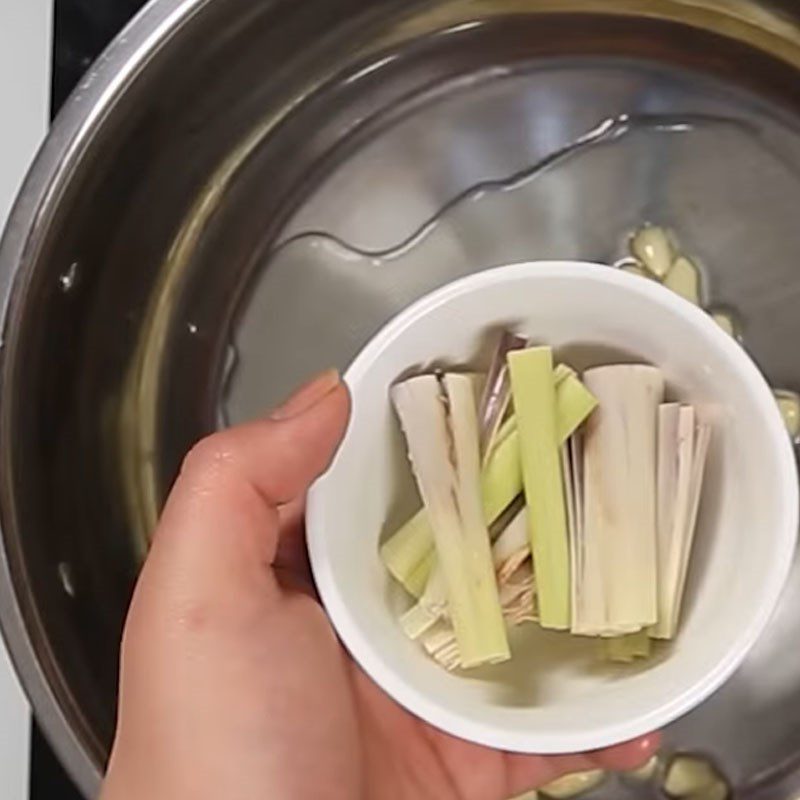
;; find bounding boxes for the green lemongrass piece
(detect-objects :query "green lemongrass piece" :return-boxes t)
[382,369,596,596]
[604,630,652,663]
[380,510,434,596]
[403,553,434,598]
[422,558,536,670]
[403,508,529,640]
[556,368,599,441]
[508,346,570,629]
[400,565,447,639]
[392,374,509,667]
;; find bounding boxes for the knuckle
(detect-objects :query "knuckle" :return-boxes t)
[180,433,236,482]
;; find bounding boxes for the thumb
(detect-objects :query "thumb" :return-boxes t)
[155,369,350,560]
[130,371,350,625]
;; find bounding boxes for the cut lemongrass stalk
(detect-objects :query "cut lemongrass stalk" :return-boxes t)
[568,434,587,633]
[403,507,530,642]
[382,371,596,597]
[630,224,673,278]
[582,365,663,632]
[561,441,579,625]
[422,560,536,670]
[556,367,599,442]
[392,374,509,668]
[653,420,711,639]
[403,553,434,598]
[489,493,525,540]
[381,420,523,597]
[380,511,434,597]
[508,347,571,629]
[604,630,651,663]
[653,404,695,639]
[540,770,606,799]
[479,331,528,457]
[652,411,711,639]
[492,507,530,581]
[664,255,702,305]
[400,564,448,639]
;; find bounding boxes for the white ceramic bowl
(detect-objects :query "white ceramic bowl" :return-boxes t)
[306,261,798,753]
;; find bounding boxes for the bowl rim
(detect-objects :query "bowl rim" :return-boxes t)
[307,259,799,753]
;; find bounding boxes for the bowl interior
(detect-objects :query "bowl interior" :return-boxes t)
[308,261,796,752]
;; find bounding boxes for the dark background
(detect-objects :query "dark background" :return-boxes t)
[32,5,148,798]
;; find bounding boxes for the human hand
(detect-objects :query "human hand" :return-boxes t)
[101,370,659,800]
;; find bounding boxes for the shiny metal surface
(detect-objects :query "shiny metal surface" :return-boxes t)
[3,0,800,797]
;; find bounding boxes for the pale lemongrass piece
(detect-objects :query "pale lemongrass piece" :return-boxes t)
[653,405,695,639]
[381,371,482,597]
[582,366,663,631]
[422,622,463,671]
[508,347,570,629]
[382,372,595,596]
[775,389,800,440]
[561,442,579,626]
[630,224,673,278]
[492,507,528,564]
[663,755,720,797]
[497,545,530,584]
[392,375,509,667]
[499,563,535,606]
[479,331,528,457]
[399,565,447,639]
[573,434,609,635]
[664,256,701,305]
[604,630,652,663]
[489,494,524,542]
[381,421,522,597]
[540,769,606,799]
[660,423,711,639]
[568,434,585,633]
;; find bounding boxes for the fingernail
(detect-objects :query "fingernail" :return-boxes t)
[271,369,341,420]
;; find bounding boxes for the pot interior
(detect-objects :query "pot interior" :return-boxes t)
[4,0,800,795]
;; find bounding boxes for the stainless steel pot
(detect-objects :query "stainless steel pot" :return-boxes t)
[3,1,800,797]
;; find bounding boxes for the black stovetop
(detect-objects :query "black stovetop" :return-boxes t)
[32,7,149,798]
